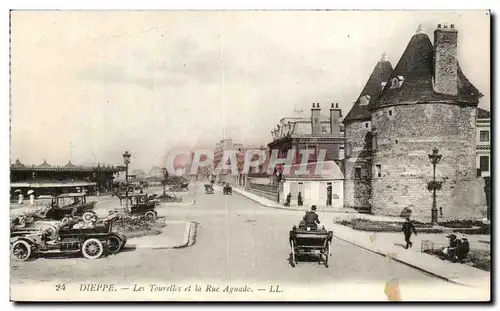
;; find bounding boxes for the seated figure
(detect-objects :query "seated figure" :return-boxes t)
[300,205,321,230]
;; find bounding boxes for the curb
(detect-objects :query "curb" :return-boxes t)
[174,221,193,249]
[330,224,475,287]
[232,188,357,214]
[162,200,196,207]
[125,221,194,250]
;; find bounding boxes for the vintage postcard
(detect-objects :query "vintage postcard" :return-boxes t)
[9,10,491,302]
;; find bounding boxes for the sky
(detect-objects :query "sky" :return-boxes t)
[10,10,490,171]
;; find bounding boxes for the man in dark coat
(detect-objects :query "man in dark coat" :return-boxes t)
[402,218,417,249]
[302,205,320,229]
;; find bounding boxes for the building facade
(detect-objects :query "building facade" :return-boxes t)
[265,103,345,207]
[344,24,487,220]
[476,108,491,177]
[10,159,123,197]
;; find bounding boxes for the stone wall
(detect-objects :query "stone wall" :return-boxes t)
[344,120,372,211]
[371,103,484,219]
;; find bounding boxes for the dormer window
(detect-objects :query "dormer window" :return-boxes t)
[390,76,405,89]
[359,95,370,106]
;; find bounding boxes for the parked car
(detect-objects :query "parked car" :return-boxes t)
[44,193,97,221]
[10,213,127,261]
[128,194,159,221]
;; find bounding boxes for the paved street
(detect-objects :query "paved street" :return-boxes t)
[10,183,488,301]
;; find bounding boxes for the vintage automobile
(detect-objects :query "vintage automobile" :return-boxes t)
[204,184,214,194]
[43,193,97,221]
[10,213,127,261]
[127,194,159,221]
[223,184,232,195]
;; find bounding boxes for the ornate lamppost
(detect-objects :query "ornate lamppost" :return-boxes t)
[122,151,131,212]
[162,167,169,195]
[428,147,442,226]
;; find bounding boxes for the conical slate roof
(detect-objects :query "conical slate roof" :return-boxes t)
[37,160,51,168]
[344,57,393,123]
[12,159,25,167]
[374,33,481,108]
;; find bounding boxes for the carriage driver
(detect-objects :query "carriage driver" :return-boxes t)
[301,205,321,230]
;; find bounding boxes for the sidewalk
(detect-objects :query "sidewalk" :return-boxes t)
[231,186,358,213]
[126,221,193,249]
[330,223,490,288]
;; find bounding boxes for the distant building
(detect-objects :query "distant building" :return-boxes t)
[213,138,243,184]
[10,159,123,197]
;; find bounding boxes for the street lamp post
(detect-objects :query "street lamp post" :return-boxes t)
[123,151,131,212]
[428,147,442,226]
[162,167,168,195]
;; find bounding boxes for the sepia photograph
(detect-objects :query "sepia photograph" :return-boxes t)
[8,9,491,302]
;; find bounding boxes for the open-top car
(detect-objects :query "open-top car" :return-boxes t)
[223,183,232,195]
[10,213,127,261]
[43,193,97,221]
[127,194,159,221]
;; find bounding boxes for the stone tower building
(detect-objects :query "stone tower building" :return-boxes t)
[370,24,484,220]
[343,55,393,212]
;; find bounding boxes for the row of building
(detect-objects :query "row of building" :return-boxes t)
[211,23,490,220]
[10,159,125,197]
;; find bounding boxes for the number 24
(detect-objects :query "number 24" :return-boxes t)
[55,284,66,291]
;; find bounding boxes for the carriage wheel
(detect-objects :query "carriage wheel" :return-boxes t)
[325,242,330,268]
[12,240,32,261]
[290,240,296,267]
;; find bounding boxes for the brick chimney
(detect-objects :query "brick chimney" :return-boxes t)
[433,23,458,96]
[311,103,321,135]
[330,103,342,135]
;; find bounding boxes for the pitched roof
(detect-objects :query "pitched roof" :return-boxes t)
[64,161,76,168]
[37,160,51,168]
[12,159,25,168]
[344,59,393,123]
[477,108,490,119]
[374,33,481,109]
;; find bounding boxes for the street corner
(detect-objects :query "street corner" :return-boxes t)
[125,221,196,250]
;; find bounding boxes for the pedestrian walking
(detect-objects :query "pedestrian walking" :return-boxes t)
[402,218,417,249]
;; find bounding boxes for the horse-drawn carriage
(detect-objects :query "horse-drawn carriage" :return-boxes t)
[204,184,214,194]
[289,225,333,268]
[223,184,232,195]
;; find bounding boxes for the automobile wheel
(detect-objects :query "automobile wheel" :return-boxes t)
[107,235,122,254]
[144,211,156,222]
[81,238,104,259]
[12,240,31,261]
[82,212,95,223]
